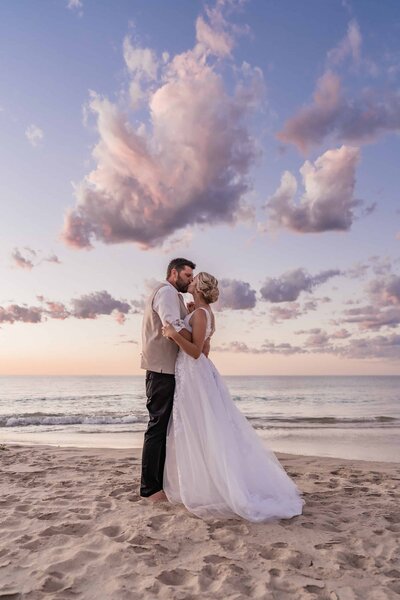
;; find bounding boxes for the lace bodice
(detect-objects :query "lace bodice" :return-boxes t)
[183,307,214,339]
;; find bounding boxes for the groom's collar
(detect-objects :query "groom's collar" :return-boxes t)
[165,280,179,293]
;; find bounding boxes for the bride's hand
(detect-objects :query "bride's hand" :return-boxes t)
[186,301,195,313]
[162,322,176,339]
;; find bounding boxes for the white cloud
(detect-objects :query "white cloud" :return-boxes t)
[25,124,44,147]
[67,0,83,11]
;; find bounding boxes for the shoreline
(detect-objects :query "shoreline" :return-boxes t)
[1,429,400,464]
[1,440,399,467]
[1,444,399,599]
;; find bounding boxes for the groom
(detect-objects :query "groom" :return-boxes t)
[140,258,196,501]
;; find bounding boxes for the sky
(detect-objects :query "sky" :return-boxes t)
[1,0,400,376]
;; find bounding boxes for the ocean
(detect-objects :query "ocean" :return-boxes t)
[0,375,399,462]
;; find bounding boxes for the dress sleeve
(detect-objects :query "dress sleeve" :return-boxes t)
[153,286,185,332]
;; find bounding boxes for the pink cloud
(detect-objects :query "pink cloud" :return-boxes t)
[1,290,137,328]
[265,145,361,233]
[269,303,303,323]
[333,333,400,360]
[70,290,131,320]
[277,72,400,152]
[44,254,61,265]
[277,71,343,154]
[62,2,262,250]
[339,273,400,331]
[277,20,400,153]
[327,20,362,67]
[214,340,307,355]
[42,301,70,320]
[260,268,341,303]
[0,305,42,324]
[11,248,35,270]
[216,278,257,310]
[304,331,331,348]
[10,247,61,270]
[331,328,351,339]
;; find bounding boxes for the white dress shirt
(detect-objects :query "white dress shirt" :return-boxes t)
[152,281,186,332]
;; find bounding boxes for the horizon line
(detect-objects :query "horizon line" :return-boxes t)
[1,373,399,378]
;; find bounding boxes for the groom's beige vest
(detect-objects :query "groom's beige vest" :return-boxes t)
[140,282,187,374]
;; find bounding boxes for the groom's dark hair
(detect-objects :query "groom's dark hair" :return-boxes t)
[167,258,196,278]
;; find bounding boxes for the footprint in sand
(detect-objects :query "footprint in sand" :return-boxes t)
[301,522,314,529]
[260,545,312,569]
[315,539,343,550]
[303,583,326,594]
[109,484,133,498]
[328,479,339,489]
[147,513,175,532]
[259,546,288,560]
[335,551,369,569]
[271,542,288,549]
[37,511,60,521]
[208,528,246,552]
[99,525,124,538]
[203,554,230,565]
[94,499,114,511]
[384,513,400,524]
[389,581,400,595]
[130,545,149,554]
[127,533,154,546]
[40,571,65,600]
[20,538,44,551]
[46,549,100,574]
[14,534,32,545]
[156,568,192,586]
[384,569,400,579]
[14,503,31,513]
[39,522,90,537]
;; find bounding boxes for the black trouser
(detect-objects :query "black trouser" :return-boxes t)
[140,370,175,497]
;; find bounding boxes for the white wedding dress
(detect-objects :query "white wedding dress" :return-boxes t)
[163,308,304,522]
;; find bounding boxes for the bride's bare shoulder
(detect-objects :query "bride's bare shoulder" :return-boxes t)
[187,307,207,325]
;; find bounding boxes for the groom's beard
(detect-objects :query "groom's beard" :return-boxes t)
[176,278,190,293]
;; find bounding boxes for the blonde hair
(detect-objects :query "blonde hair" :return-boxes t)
[195,272,219,304]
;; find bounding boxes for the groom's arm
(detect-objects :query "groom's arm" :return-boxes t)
[163,310,207,359]
[153,286,185,334]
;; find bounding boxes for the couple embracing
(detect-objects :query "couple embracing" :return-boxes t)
[140,258,303,522]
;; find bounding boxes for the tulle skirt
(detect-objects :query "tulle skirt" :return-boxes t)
[163,352,304,522]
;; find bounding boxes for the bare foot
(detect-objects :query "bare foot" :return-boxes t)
[147,490,168,502]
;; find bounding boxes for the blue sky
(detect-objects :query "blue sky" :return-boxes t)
[1,0,399,375]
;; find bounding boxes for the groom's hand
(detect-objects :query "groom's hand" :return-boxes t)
[203,337,210,357]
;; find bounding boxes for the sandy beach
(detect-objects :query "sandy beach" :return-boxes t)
[0,444,399,600]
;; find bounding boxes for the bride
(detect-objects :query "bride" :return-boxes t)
[161,272,304,522]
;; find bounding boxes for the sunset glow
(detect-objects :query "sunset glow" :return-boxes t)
[1,0,399,375]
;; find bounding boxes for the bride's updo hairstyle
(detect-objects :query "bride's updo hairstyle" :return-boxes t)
[195,272,219,304]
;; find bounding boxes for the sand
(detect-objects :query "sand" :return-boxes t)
[0,444,399,600]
